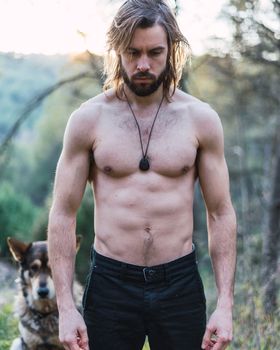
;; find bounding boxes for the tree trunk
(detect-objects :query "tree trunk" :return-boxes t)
[262,129,280,314]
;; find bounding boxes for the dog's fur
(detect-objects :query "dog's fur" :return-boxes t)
[7,236,83,350]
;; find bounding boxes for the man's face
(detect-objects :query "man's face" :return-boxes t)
[120,24,169,97]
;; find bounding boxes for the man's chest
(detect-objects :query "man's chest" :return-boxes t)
[92,113,198,177]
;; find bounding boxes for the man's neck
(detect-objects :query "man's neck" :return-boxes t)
[123,84,164,108]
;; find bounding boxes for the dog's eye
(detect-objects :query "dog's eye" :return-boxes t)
[30,264,39,273]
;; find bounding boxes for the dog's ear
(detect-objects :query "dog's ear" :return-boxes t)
[7,237,32,263]
[76,234,82,252]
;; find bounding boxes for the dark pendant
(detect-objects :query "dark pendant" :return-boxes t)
[139,157,150,171]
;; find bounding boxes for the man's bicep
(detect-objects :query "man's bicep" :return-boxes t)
[198,150,231,214]
[195,107,232,214]
[51,108,93,215]
[52,147,90,216]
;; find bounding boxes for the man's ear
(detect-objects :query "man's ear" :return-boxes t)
[76,235,82,252]
[7,237,32,263]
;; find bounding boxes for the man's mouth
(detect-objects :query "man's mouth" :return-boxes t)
[133,77,153,83]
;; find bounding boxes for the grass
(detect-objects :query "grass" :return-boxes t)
[228,288,280,350]
[0,303,18,350]
[143,340,151,349]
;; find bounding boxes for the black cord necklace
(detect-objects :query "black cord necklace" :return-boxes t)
[124,91,164,171]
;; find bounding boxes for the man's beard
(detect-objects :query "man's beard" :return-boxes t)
[121,65,166,97]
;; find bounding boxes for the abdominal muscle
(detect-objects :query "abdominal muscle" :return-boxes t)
[92,171,196,266]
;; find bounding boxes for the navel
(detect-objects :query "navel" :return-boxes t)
[143,228,153,248]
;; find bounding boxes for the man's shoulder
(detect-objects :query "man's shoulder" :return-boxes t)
[174,90,223,147]
[173,89,220,124]
[69,89,117,124]
[174,89,214,113]
[83,88,117,105]
[75,89,112,113]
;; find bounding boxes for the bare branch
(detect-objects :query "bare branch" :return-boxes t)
[0,71,94,156]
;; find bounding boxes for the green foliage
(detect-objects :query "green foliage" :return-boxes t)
[76,185,95,282]
[229,288,280,349]
[0,303,18,349]
[0,53,67,139]
[143,341,150,349]
[0,182,39,256]
[23,84,81,205]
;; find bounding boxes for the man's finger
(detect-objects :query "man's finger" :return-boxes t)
[63,340,82,350]
[201,327,214,349]
[211,335,230,350]
[77,327,89,350]
[61,334,85,350]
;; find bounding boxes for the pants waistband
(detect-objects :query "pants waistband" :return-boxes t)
[91,246,197,284]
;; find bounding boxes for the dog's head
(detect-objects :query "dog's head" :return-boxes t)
[7,236,81,313]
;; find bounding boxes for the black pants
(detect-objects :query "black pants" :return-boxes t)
[83,248,206,350]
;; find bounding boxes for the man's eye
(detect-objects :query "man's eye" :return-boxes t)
[150,50,162,56]
[128,50,138,57]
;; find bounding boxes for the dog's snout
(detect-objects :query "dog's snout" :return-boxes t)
[37,286,49,298]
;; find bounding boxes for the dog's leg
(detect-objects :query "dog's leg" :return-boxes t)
[10,338,23,350]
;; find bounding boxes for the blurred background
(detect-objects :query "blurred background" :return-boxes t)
[0,0,279,348]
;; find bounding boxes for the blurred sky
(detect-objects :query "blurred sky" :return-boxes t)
[0,0,276,56]
[0,0,232,55]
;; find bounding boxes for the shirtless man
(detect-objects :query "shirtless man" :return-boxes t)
[48,1,236,350]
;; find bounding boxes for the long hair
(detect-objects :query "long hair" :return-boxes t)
[103,0,191,99]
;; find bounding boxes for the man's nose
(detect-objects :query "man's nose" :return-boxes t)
[137,55,150,72]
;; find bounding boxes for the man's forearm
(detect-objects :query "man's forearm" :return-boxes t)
[207,207,237,308]
[48,208,78,311]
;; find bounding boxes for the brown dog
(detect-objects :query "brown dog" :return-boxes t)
[7,236,83,350]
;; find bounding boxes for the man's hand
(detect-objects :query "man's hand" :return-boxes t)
[201,307,233,350]
[59,308,89,350]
